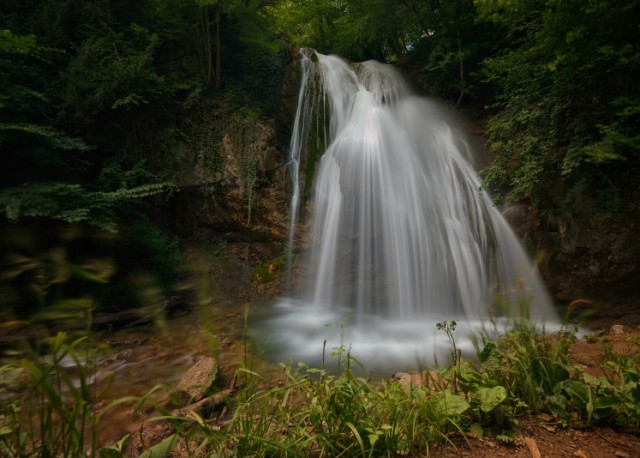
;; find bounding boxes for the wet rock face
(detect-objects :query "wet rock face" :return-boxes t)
[506,203,640,307]
[174,114,288,245]
[162,52,304,303]
[538,211,640,303]
[169,51,301,267]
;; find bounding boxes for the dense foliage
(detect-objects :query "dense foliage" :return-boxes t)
[0,0,288,316]
[477,0,640,209]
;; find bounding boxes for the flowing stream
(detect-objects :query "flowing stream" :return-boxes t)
[254,50,558,372]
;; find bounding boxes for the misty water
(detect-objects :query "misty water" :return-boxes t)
[253,50,559,373]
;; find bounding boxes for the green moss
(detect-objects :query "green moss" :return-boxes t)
[251,255,285,284]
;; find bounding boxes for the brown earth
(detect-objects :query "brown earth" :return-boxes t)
[431,417,640,458]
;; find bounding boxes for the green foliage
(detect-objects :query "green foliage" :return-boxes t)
[1,0,288,236]
[63,24,169,123]
[0,123,90,152]
[479,324,575,412]
[218,360,468,456]
[137,434,180,458]
[98,434,131,458]
[0,29,90,185]
[478,0,640,207]
[227,110,263,223]
[162,323,639,456]
[124,213,182,286]
[0,182,174,233]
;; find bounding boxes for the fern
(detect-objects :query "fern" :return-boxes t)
[0,123,91,151]
[0,181,175,232]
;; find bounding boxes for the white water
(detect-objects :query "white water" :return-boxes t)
[256,50,558,372]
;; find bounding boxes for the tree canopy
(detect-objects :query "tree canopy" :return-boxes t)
[0,0,289,314]
[270,0,639,209]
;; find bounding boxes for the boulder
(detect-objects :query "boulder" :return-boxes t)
[609,324,626,335]
[173,356,219,405]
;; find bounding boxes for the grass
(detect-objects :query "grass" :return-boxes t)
[1,321,640,457]
[0,332,100,457]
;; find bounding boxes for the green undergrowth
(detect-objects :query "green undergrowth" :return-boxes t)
[1,322,640,457]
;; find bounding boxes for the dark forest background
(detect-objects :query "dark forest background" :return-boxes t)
[1,0,638,319]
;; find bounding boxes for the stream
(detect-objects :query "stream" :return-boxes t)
[2,300,282,448]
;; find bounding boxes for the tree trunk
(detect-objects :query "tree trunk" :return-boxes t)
[205,6,213,84]
[215,8,222,90]
[455,1,465,107]
[456,34,465,106]
[318,16,326,49]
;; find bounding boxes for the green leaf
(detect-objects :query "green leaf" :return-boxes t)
[345,422,366,457]
[478,341,501,372]
[434,389,470,416]
[98,434,131,457]
[0,123,91,151]
[559,379,589,405]
[478,386,507,413]
[593,396,621,410]
[368,432,379,448]
[470,422,484,440]
[137,433,179,458]
[545,394,568,418]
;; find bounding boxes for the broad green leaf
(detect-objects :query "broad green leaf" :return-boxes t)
[434,389,470,416]
[478,385,507,412]
[99,448,124,458]
[559,379,589,404]
[593,396,621,410]
[546,394,568,418]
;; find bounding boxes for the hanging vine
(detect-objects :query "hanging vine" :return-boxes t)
[228,111,261,224]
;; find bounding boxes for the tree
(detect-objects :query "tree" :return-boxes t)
[0,29,173,231]
[478,0,640,209]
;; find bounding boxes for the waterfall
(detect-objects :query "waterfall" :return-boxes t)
[285,50,313,285]
[262,50,558,371]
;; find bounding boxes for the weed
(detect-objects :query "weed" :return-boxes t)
[585,333,599,344]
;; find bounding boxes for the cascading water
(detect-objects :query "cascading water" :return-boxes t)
[255,50,558,372]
